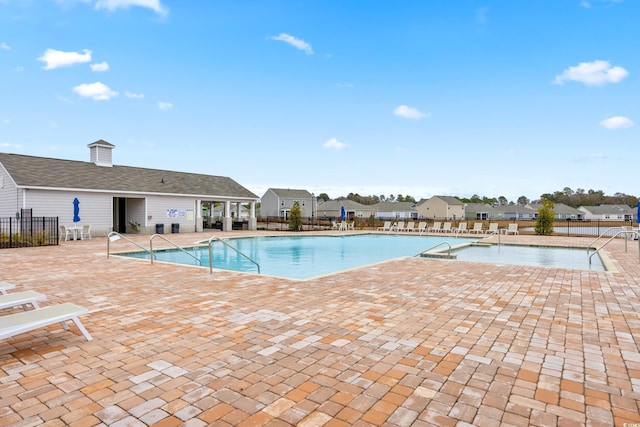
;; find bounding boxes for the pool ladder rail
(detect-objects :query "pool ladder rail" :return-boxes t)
[207,236,260,274]
[107,232,155,260]
[587,226,640,265]
[417,241,455,259]
[107,233,261,274]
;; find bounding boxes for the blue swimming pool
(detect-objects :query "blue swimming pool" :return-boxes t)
[116,234,605,279]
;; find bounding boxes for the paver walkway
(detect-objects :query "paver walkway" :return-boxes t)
[0,231,639,426]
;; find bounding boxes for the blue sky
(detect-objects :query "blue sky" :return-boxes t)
[1,0,637,202]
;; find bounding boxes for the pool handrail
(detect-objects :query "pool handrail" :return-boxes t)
[418,241,452,258]
[207,236,260,275]
[150,234,201,266]
[588,227,640,264]
[107,231,154,259]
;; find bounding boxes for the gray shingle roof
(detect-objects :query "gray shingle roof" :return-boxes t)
[267,188,313,199]
[0,152,258,199]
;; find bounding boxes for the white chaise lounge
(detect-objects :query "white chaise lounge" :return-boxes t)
[0,290,47,311]
[0,282,16,295]
[0,302,93,341]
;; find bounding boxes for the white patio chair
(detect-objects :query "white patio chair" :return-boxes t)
[81,224,92,240]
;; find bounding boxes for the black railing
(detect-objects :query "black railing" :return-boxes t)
[0,216,59,248]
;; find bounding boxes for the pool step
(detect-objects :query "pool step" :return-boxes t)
[419,252,458,260]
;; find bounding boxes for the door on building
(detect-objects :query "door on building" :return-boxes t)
[113,197,127,233]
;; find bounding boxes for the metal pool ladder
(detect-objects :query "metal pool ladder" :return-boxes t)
[150,234,201,265]
[587,226,640,265]
[207,236,260,274]
[107,232,154,259]
[418,241,454,259]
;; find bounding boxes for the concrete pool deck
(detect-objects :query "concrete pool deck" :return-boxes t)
[0,231,639,426]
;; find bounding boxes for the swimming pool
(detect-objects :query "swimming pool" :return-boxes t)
[116,234,605,279]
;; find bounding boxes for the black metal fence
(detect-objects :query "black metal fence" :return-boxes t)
[0,211,59,248]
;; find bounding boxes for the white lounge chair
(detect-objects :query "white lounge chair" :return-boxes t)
[60,225,71,241]
[403,221,415,232]
[395,221,406,232]
[0,302,92,341]
[377,221,392,232]
[441,222,452,233]
[429,222,442,233]
[0,282,16,295]
[470,222,484,234]
[416,222,428,234]
[504,223,519,235]
[0,290,47,311]
[453,222,468,234]
[331,221,340,230]
[81,224,92,240]
[487,223,499,234]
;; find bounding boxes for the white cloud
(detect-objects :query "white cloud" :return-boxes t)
[0,142,22,149]
[322,137,347,151]
[599,116,634,129]
[270,33,313,55]
[2,119,9,124]
[553,60,628,86]
[72,82,118,100]
[394,105,428,120]
[125,91,144,99]
[90,61,109,72]
[1,42,10,50]
[581,0,623,8]
[157,101,173,110]
[475,6,489,24]
[94,0,168,15]
[38,48,92,70]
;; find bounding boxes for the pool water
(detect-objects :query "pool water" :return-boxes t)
[452,244,605,271]
[117,234,605,279]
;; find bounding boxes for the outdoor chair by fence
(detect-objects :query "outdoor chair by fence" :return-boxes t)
[504,223,519,235]
[487,223,499,234]
[403,221,415,232]
[429,222,442,233]
[441,222,452,233]
[416,222,428,234]
[377,221,392,231]
[60,225,71,241]
[470,222,484,233]
[395,221,406,232]
[454,222,468,234]
[81,224,92,240]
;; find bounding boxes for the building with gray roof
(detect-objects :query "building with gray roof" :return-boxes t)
[0,140,259,236]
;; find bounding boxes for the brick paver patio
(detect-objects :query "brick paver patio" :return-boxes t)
[1,230,639,426]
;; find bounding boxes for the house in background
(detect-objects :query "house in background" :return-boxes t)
[491,205,537,221]
[527,203,583,220]
[577,205,635,221]
[416,196,465,220]
[260,188,316,219]
[463,203,499,221]
[370,201,417,220]
[0,140,259,235]
[315,199,376,221]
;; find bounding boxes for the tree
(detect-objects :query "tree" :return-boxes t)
[517,196,530,206]
[288,201,303,231]
[535,199,555,235]
[317,193,330,202]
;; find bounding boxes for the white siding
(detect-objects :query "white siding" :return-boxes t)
[26,190,113,236]
[146,195,197,233]
[0,163,20,217]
